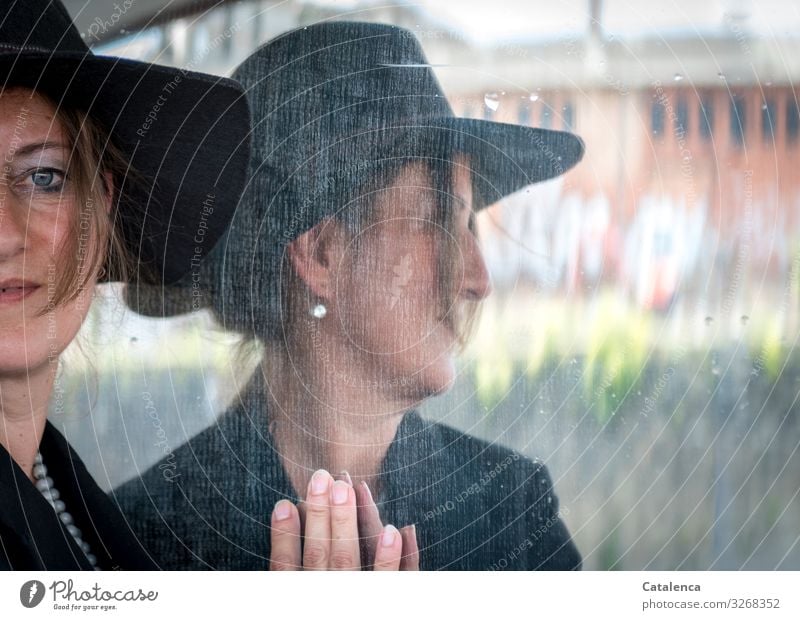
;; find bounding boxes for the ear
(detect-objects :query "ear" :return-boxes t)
[286,217,346,301]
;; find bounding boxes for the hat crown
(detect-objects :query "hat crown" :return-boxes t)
[228,22,460,290]
[234,22,453,157]
[232,22,455,233]
[1,0,86,53]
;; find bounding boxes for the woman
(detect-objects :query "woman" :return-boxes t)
[0,0,252,569]
[116,21,584,570]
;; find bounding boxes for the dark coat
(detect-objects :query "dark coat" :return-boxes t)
[0,422,157,570]
[113,380,581,571]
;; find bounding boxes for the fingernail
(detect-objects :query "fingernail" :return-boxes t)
[331,480,350,505]
[274,500,292,521]
[402,523,417,544]
[381,524,398,547]
[334,470,353,486]
[310,469,330,495]
[360,480,374,502]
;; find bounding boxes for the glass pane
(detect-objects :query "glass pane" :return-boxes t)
[37,0,800,572]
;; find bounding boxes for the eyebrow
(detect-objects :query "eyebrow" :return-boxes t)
[12,141,66,158]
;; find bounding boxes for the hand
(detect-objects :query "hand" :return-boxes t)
[269,469,419,570]
[353,474,419,570]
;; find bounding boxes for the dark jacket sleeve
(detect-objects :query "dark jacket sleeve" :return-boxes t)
[524,460,582,570]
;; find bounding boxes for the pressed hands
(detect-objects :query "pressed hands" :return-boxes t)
[269,469,419,570]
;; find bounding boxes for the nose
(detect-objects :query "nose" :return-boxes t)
[460,231,492,301]
[0,192,28,261]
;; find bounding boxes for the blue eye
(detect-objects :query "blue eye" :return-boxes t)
[25,168,64,192]
[31,170,55,186]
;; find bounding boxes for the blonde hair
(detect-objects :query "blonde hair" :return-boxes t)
[35,93,137,309]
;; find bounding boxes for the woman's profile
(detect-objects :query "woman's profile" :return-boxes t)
[117,21,585,570]
[0,0,250,569]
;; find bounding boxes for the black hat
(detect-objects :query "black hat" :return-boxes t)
[238,21,583,234]
[129,21,584,317]
[0,0,251,284]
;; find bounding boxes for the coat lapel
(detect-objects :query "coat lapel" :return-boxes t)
[0,422,157,570]
[0,426,93,570]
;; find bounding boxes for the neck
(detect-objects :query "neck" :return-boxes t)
[262,329,418,496]
[0,362,56,482]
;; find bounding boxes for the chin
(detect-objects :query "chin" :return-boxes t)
[0,344,53,376]
[0,315,80,377]
[409,356,457,400]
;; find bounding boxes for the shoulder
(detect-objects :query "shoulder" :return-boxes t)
[424,421,581,570]
[428,421,548,488]
[421,420,557,526]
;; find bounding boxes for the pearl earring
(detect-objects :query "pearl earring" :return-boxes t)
[311,303,327,319]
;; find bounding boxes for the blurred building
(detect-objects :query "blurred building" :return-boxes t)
[78,0,800,316]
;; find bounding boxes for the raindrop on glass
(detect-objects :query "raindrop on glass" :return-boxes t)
[529,93,539,102]
[673,73,684,82]
[711,351,720,376]
[704,316,714,326]
[717,72,726,80]
[740,315,749,325]
[484,93,500,112]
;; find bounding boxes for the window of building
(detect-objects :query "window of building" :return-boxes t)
[518,104,531,125]
[699,95,714,140]
[541,105,552,128]
[730,94,746,146]
[787,99,799,144]
[651,98,665,136]
[676,97,689,136]
[562,101,574,130]
[762,98,776,142]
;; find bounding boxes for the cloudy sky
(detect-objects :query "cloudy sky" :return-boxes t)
[398,0,800,44]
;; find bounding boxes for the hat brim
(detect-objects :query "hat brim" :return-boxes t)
[1,51,251,285]
[418,117,584,208]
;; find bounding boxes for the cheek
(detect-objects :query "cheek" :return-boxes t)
[355,233,437,316]
[36,213,96,338]
[335,221,463,355]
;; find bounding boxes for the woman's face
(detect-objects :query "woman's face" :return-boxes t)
[0,89,97,377]
[333,155,492,400]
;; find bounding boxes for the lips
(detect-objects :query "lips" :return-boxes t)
[0,279,41,304]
